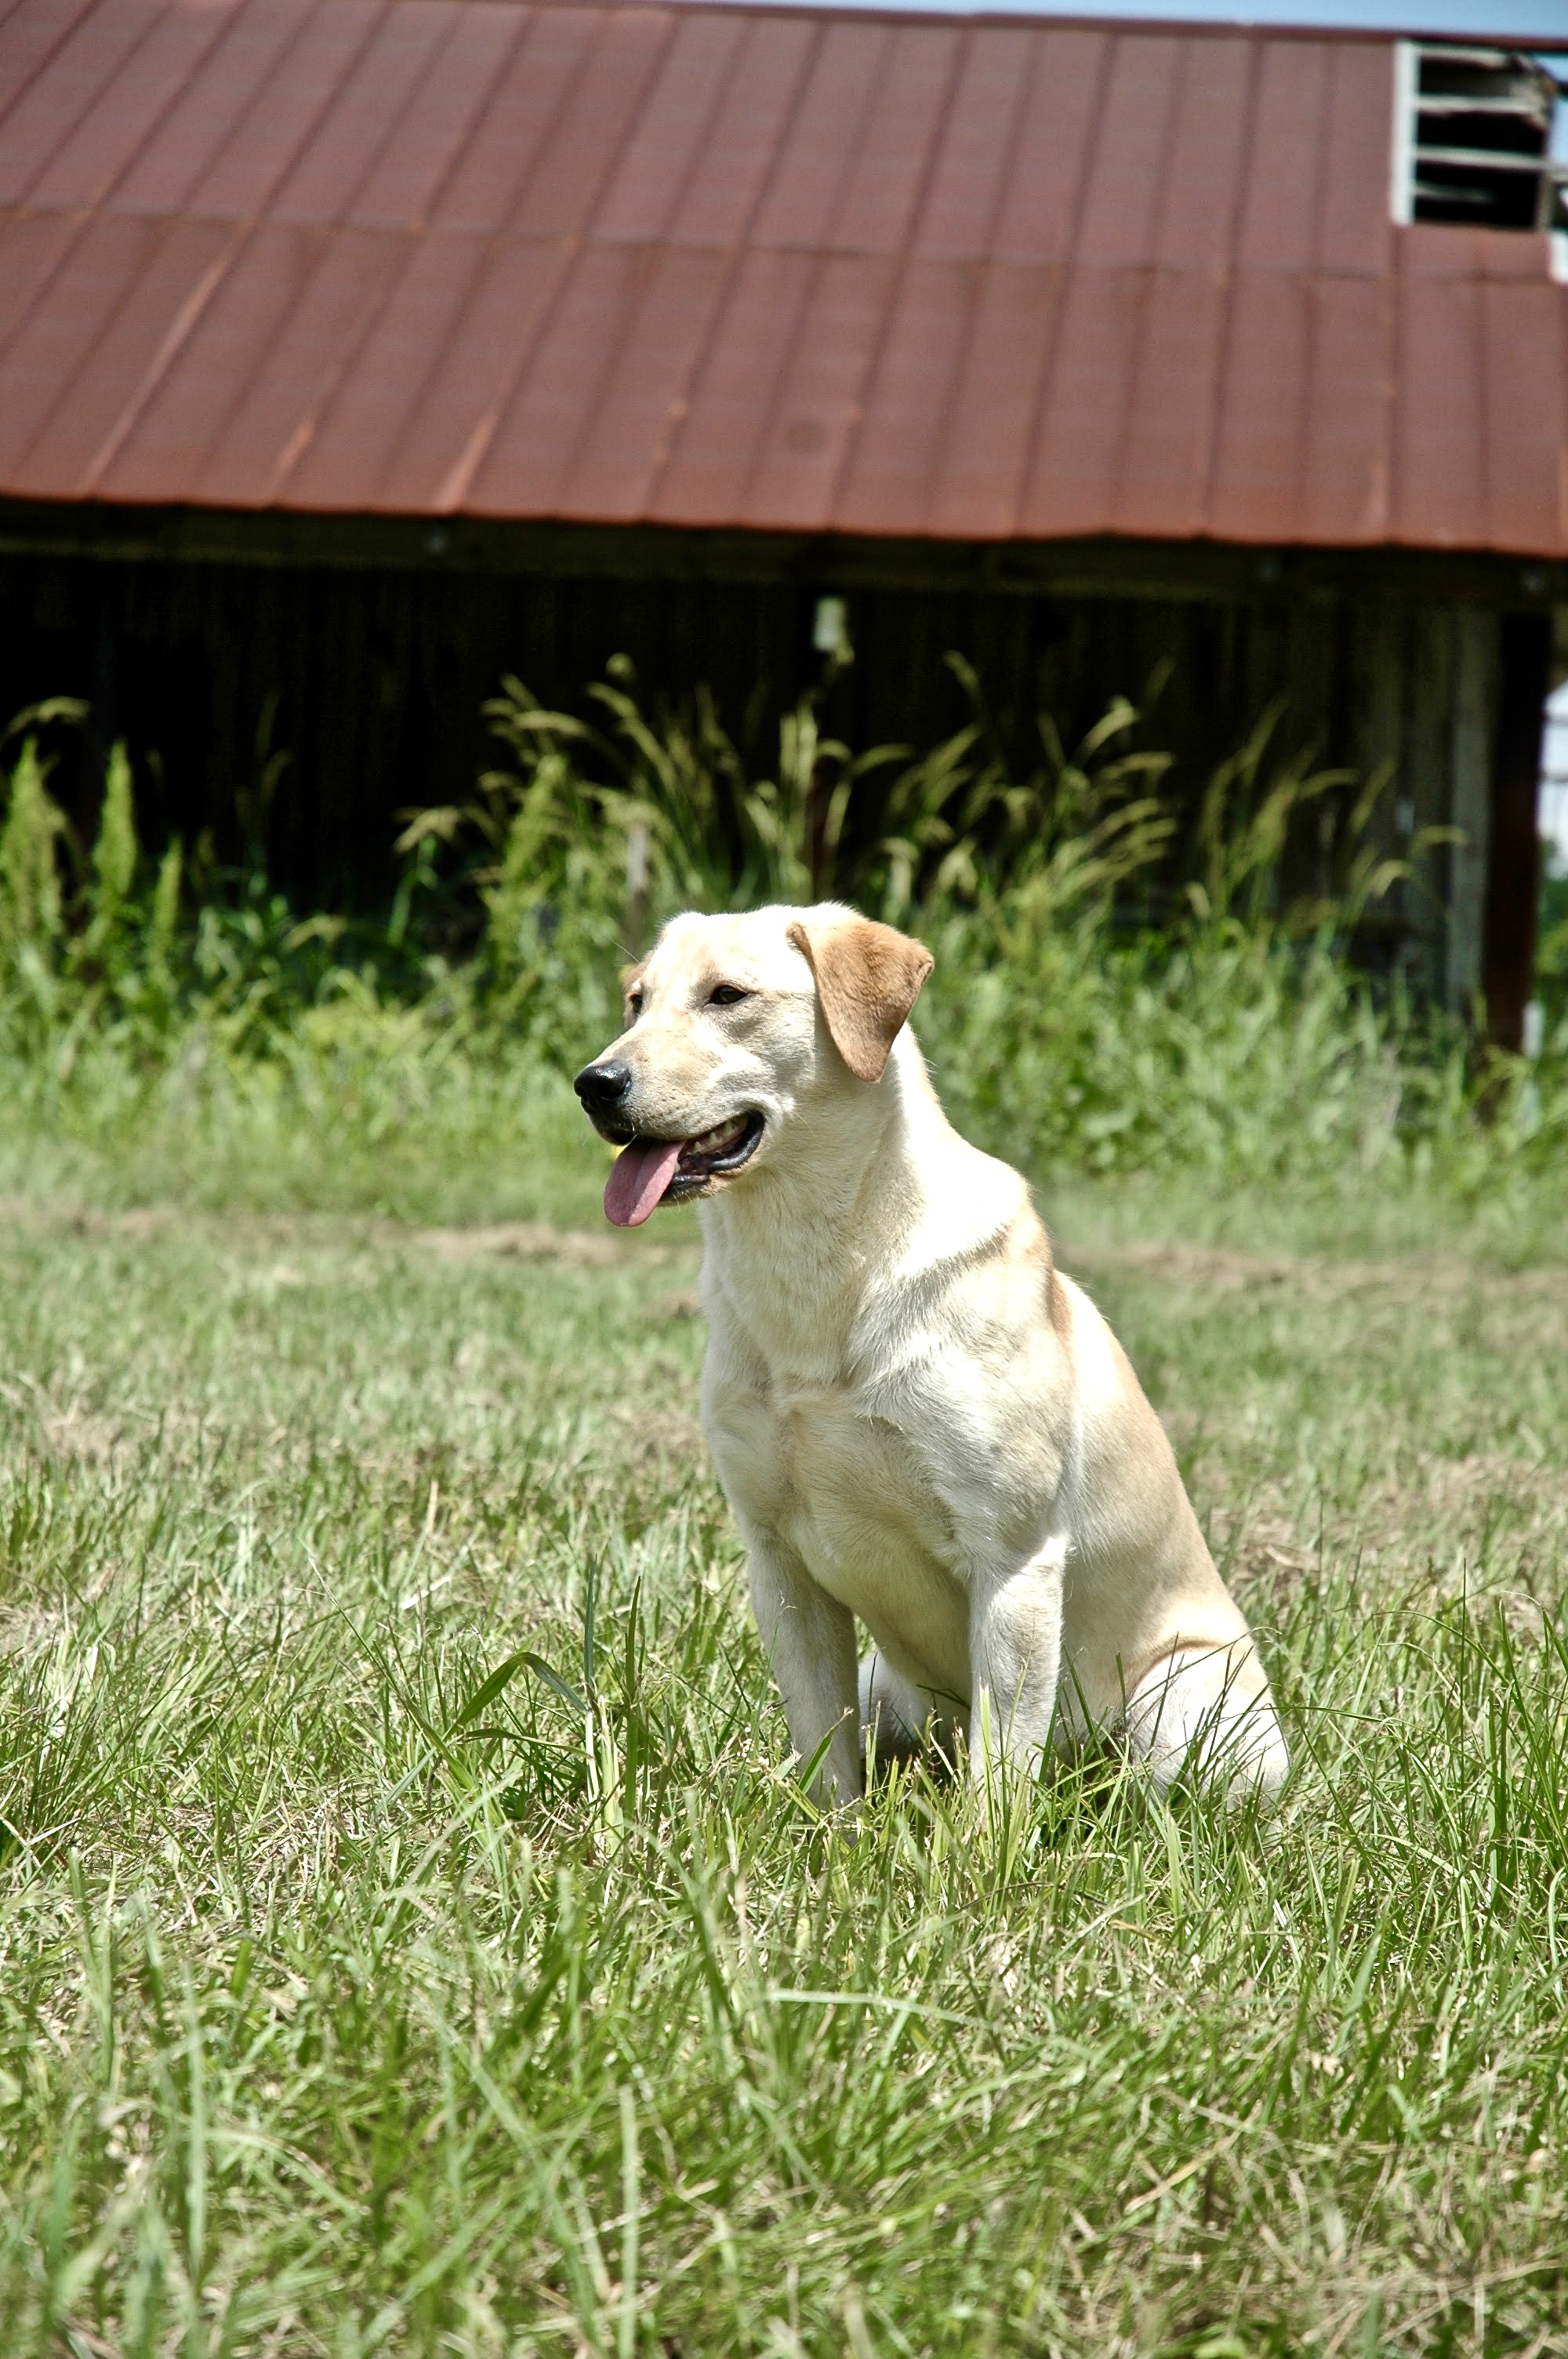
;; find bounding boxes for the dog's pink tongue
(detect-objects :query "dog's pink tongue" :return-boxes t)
[604,1136,684,1228]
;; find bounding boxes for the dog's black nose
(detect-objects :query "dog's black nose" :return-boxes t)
[574,1060,633,1115]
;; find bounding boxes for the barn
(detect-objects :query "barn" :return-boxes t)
[1,0,1566,1040]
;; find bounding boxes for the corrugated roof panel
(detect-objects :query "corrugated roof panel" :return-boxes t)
[1237,39,1330,271]
[991,29,1107,269]
[0,0,101,122]
[1478,278,1565,554]
[829,22,960,256]
[474,242,649,516]
[504,6,671,244]
[837,257,975,535]
[0,0,1564,557]
[927,261,1062,539]
[0,205,87,355]
[564,242,731,518]
[109,225,411,505]
[430,8,589,235]
[183,0,381,221]
[0,0,157,206]
[375,234,575,510]
[913,28,1034,263]
[1297,274,1394,541]
[742,252,899,529]
[348,1,524,230]
[96,221,325,502]
[1206,267,1309,543]
[1076,37,1181,271]
[1020,266,1144,536]
[7,215,231,496]
[1394,265,1483,547]
[281,231,488,505]
[1112,267,1229,539]
[28,0,234,211]
[751,20,884,250]
[1154,35,1252,269]
[595,10,746,245]
[1316,39,1395,274]
[270,2,456,225]
[114,0,315,217]
[647,245,817,525]
[666,13,815,246]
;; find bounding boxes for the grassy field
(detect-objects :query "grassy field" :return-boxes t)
[1,1085,1566,2357]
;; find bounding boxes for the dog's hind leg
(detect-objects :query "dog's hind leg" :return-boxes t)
[1123,1641,1288,1808]
[858,1655,961,1775]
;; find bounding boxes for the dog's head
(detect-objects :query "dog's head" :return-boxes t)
[575,903,934,1227]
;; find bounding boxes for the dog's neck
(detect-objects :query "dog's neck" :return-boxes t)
[697,1030,1019,1378]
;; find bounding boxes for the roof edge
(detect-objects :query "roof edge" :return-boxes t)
[633,0,1568,46]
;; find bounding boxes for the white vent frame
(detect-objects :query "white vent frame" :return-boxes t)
[1392,40,1568,236]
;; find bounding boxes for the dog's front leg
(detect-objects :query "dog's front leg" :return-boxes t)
[747,1535,862,1810]
[967,1534,1068,1805]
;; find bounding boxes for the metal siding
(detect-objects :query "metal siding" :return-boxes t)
[0,0,1564,555]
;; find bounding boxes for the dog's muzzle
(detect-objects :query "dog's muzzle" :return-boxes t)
[574,1060,633,1135]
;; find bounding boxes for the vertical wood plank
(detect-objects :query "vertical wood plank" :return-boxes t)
[1445,607,1497,1016]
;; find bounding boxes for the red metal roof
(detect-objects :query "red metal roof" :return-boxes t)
[2,0,1566,554]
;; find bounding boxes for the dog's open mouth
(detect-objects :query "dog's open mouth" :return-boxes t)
[604,1112,764,1227]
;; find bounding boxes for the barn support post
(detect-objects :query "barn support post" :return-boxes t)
[1480,613,1553,1051]
[1444,609,1498,1016]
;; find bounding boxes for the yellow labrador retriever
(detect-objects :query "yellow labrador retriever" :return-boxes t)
[575,903,1287,1812]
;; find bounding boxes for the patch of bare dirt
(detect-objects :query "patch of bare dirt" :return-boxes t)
[1068,1240,1568,1304]
[412,1221,632,1269]
[614,1406,706,1463]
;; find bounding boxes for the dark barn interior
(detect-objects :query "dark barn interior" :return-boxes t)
[0,502,1556,1032]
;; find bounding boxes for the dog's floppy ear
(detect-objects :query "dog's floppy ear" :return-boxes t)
[786,914,934,1085]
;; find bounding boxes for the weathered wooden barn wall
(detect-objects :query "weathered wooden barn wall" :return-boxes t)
[0,508,1554,1020]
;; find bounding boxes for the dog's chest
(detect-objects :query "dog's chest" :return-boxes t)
[706,1363,965,1633]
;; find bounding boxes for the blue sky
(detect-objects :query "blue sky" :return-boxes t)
[768,1,1568,31]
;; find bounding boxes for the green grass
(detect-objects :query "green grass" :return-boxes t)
[2,1092,1567,2357]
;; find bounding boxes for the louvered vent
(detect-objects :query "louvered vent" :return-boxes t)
[1395,45,1567,232]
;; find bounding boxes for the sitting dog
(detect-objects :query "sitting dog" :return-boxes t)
[575,903,1287,1812]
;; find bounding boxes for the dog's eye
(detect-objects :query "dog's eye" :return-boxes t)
[708,984,750,1008]
[626,991,643,1017]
